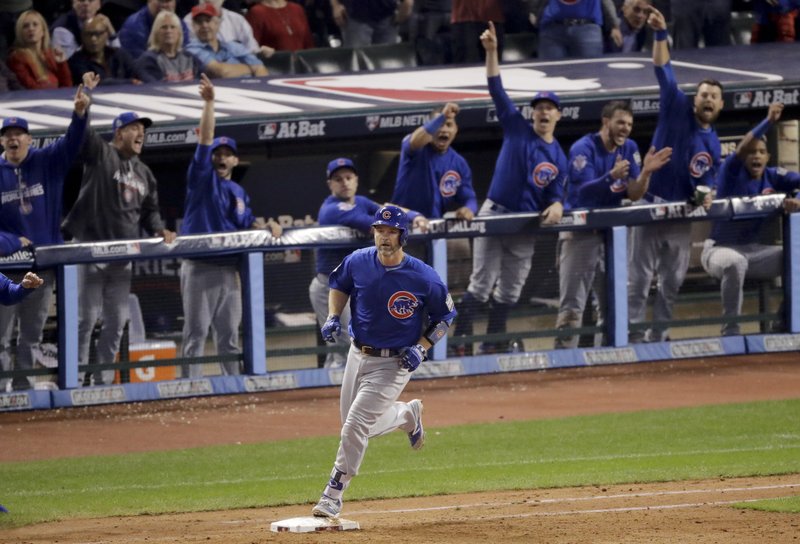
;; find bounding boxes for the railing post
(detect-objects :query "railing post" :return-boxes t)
[241,251,266,374]
[56,264,79,389]
[430,238,448,360]
[605,226,628,346]
[784,213,799,333]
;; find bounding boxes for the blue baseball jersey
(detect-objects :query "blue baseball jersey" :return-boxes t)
[648,62,721,202]
[709,154,798,245]
[330,247,457,349]
[180,144,256,235]
[486,75,567,212]
[391,136,477,219]
[315,195,380,275]
[0,111,87,255]
[566,133,642,209]
[540,0,602,26]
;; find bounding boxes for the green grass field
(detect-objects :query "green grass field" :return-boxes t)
[1,398,798,528]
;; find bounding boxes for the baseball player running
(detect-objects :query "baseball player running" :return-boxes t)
[555,101,672,348]
[701,101,800,336]
[311,205,456,519]
[453,21,566,355]
[627,7,723,343]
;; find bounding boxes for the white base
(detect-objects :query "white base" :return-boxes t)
[270,516,360,533]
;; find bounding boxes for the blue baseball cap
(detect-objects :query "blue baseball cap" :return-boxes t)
[326,157,356,179]
[371,205,409,245]
[1,117,29,135]
[112,111,153,131]
[210,136,238,155]
[530,91,561,110]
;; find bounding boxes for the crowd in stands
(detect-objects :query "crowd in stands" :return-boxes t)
[0,0,798,91]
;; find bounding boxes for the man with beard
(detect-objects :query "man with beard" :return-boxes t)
[179,74,281,378]
[555,100,671,349]
[627,6,723,343]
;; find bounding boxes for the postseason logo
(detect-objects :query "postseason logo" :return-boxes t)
[387,291,419,319]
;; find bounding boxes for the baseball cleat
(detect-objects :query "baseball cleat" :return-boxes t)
[312,494,342,518]
[408,399,425,450]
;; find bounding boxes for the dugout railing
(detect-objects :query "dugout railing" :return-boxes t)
[0,194,799,410]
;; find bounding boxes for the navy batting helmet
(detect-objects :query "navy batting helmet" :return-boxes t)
[371,205,409,245]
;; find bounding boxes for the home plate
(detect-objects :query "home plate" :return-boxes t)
[270,516,360,533]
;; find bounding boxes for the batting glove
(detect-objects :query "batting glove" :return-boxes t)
[399,344,427,372]
[321,315,342,342]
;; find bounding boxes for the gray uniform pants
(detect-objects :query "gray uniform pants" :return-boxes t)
[322,344,415,500]
[467,199,536,305]
[628,222,692,342]
[0,269,55,391]
[700,240,783,336]
[309,273,351,367]
[78,262,132,386]
[180,259,242,378]
[555,231,606,349]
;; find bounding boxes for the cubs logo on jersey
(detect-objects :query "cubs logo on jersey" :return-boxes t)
[439,170,461,197]
[689,151,713,178]
[532,162,559,188]
[387,291,419,319]
[609,177,628,193]
[761,187,775,195]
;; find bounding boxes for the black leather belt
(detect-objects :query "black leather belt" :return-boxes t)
[353,340,401,357]
[558,18,593,26]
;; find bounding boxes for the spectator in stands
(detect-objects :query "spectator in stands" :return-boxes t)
[627,7,723,343]
[51,0,120,60]
[390,102,477,220]
[701,102,800,336]
[187,4,269,78]
[330,0,413,47]
[0,83,90,391]
[0,59,24,92]
[63,73,176,387]
[7,9,73,89]
[669,0,731,49]
[450,0,504,63]
[605,0,650,53]
[309,157,427,367]
[452,22,566,355]
[535,0,620,59]
[0,1,33,62]
[119,0,190,60]
[751,0,799,43]
[184,0,270,57]
[554,101,671,349]
[246,0,315,53]
[179,74,282,379]
[136,10,201,82]
[68,14,138,85]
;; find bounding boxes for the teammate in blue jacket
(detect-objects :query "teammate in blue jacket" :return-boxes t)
[391,102,477,220]
[453,21,567,355]
[701,102,800,336]
[180,74,282,378]
[311,205,456,519]
[310,158,425,367]
[627,7,724,343]
[0,83,90,391]
[555,100,672,348]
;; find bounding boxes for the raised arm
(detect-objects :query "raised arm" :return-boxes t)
[198,73,214,146]
[647,7,670,67]
[481,22,500,78]
[735,102,784,160]
[408,102,459,151]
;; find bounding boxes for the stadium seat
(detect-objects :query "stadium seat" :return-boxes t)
[295,47,359,74]
[357,42,418,71]
[502,32,538,62]
[263,50,296,75]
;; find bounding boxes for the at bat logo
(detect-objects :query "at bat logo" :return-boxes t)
[439,170,461,197]
[532,162,559,188]
[387,291,419,319]
[689,152,713,178]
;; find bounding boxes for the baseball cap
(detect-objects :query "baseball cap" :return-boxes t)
[191,3,218,18]
[210,136,237,155]
[112,111,153,131]
[326,157,356,179]
[1,117,29,135]
[530,91,561,110]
